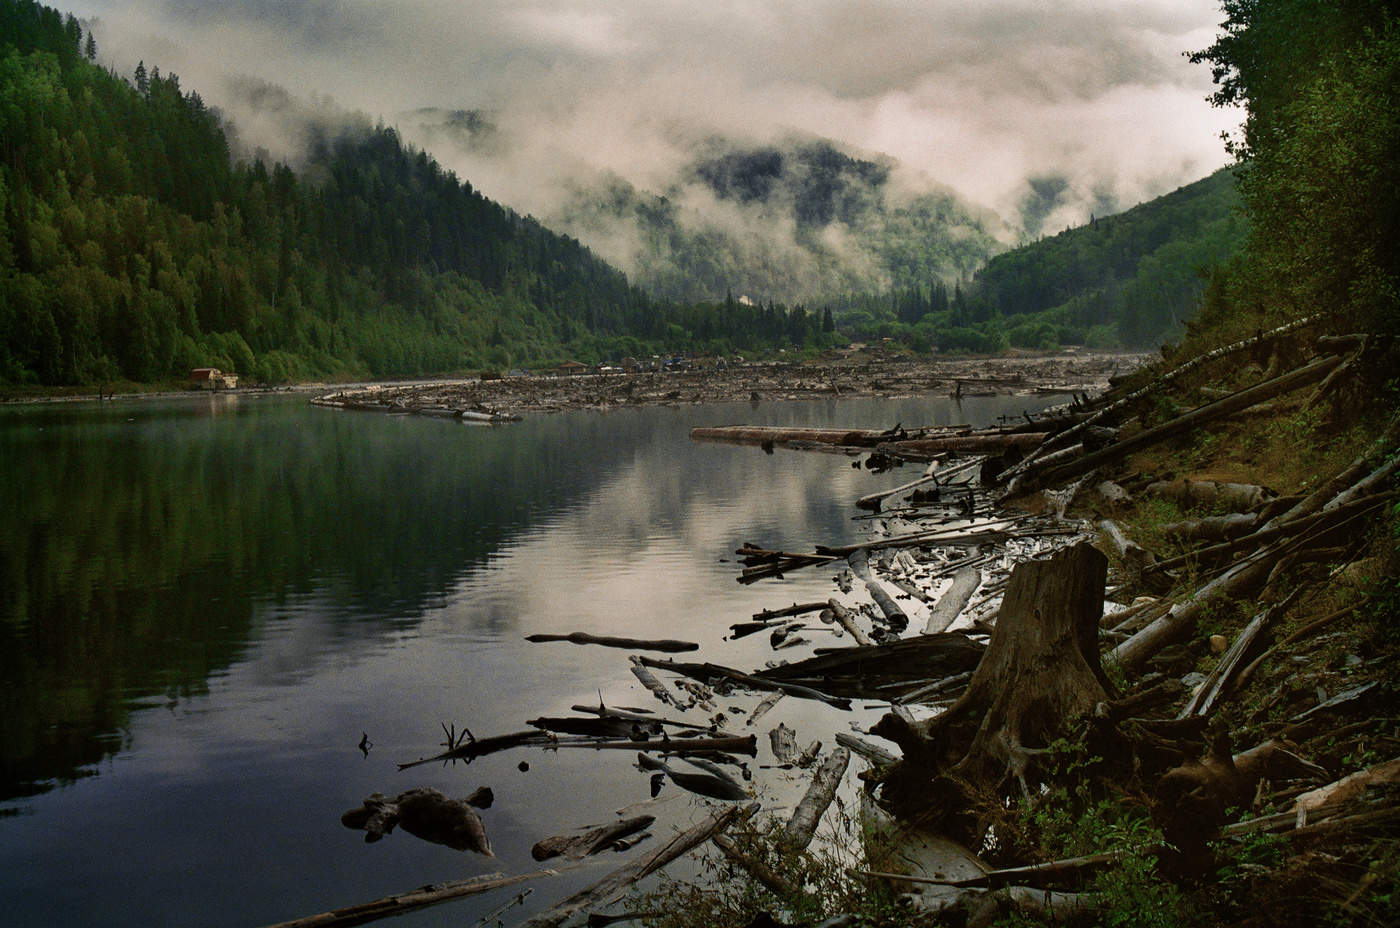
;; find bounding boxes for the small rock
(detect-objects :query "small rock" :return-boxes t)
[1181,672,1208,688]
[1209,634,1229,653]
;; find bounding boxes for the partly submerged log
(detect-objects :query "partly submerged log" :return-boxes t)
[827,598,873,646]
[636,655,852,709]
[637,752,749,800]
[520,802,756,928]
[755,633,984,701]
[783,748,851,850]
[398,729,551,769]
[525,632,699,652]
[260,869,555,928]
[340,788,493,855]
[630,657,684,709]
[532,815,656,861]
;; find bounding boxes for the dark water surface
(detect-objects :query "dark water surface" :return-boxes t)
[0,390,1065,926]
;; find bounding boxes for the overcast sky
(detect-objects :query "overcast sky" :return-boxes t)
[69,0,1238,228]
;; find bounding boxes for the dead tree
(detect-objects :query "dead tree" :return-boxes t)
[875,543,1110,807]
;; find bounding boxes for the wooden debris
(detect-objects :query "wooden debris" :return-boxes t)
[532,816,656,861]
[827,597,873,646]
[525,632,699,653]
[635,655,853,709]
[712,832,802,897]
[923,566,981,634]
[340,788,493,855]
[630,657,684,709]
[783,748,851,850]
[260,869,555,928]
[637,753,749,801]
[520,802,756,928]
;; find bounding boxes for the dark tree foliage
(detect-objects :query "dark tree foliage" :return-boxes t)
[1191,0,1400,335]
[0,0,834,387]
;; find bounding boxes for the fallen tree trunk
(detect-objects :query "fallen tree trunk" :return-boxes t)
[1008,354,1347,496]
[690,425,906,448]
[635,655,853,709]
[521,802,756,928]
[532,816,656,861]
[526,632,699,652]
[923,566,981,634]
[260,870,556,928]
[997,311,1332,484]
[881,432,1047,459]
[827,598,873,646]
[783,748,851,850]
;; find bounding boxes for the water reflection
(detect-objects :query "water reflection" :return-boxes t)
[0,390,1069,927]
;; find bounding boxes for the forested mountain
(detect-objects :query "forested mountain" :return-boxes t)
[821,168,1245,352]
[0,0,839,388]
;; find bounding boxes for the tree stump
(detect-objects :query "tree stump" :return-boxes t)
[875,542,1110,806]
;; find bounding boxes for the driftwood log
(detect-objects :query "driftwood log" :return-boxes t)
[783,748,851,850]
[260,869,554,928]
[532,815,655,861]
[525,632,699,652]
[923,566,981,634]
[340,788,493,855]
[520,802,756,928]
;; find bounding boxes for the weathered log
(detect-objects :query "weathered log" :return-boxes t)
[756,634,984,701]
[529,716,645,739]
[865,579,909,632]
[1108,550,1275,676]
[746,692,784,727]
[398,730,551,769]
[691,425,906,448]
[259,870,554,928]
[783,748,851,849]
[997,311,1332,484]
[630,657,684,709]
[827,598,873,646]
[570,704,712,732]
[525,632,699,653]
[752,601,830,621]
[636,656,853,709]
[1009,354,1347,495]
[1293,757,1400,826]
[881,432,1047,460]
[532,816,656,861]
[1144,479,1275,511]
[340,788,492,855]
[636,753,749,800]
[1160,512,1260,544]
[1261,413,1400,529]
[712,832,802,897]
[857,461,942,512]
[521,802,756,928]
[923,566,981,634]
[834,732,900,767]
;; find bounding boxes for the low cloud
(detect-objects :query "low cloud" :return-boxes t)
[75,0,1237,287]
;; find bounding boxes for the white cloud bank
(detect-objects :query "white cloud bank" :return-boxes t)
[69,0,1238,236]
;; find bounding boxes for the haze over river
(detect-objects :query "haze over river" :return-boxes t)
[0,389,1067,926]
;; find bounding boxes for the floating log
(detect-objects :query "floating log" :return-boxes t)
[527,716,646,739]
[630,657,684,708]
[712,832,802,897]
[556,734,758,756]
[856,461,941,512]
[690,425,901,448]
[865,579,909,632]
[826,598,872,646]
[923,566,981,634]
[637,753,749,800]
[746,692,784,727]
[398,730,550,769]
[783,748,850,849]
[752,601,829,621]
[525,632,699,653]
[570,703,712,732]
[532,815,655,861]
[756,634,984,701]
[259,869,555,928]
[881,432,1047,460]
[520,802,756,928]
[636,656,853,710]
[340,788,492,855]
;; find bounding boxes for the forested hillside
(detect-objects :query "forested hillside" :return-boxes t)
[0,0,839,388]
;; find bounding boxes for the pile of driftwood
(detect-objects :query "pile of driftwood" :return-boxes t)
[683,316,1399,923]
[270,321,1395,927]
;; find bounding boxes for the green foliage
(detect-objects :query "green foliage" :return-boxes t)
[1192,0,1400,336]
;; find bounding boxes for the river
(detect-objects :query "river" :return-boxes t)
[0,389,1068,926]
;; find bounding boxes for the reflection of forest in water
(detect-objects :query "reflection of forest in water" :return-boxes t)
[0,391,1064,805]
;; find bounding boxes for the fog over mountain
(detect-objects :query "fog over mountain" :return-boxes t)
[71,0,1237,301]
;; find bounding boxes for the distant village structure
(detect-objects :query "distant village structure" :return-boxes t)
[189,368,238,390]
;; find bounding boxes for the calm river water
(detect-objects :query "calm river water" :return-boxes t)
[0,388,1067,926]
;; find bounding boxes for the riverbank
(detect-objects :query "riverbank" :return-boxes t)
[308,351,1145,419]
